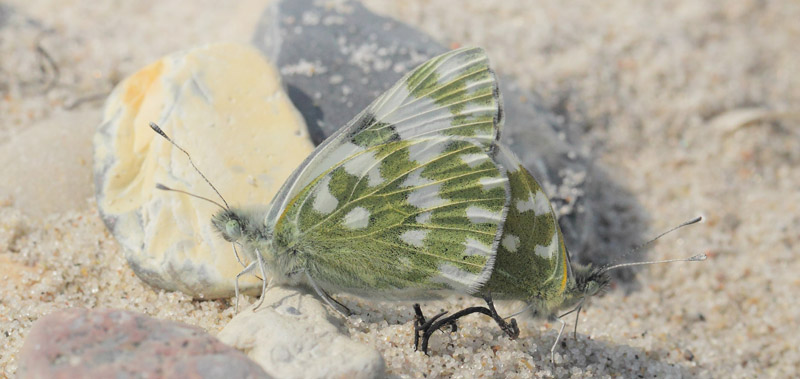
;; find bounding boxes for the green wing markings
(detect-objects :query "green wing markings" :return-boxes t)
[274,138,509,295]
[266,48,504,234]
[346,47,503,149]
[350,113,399,147]
[481,145,571,303]
[404,51,450,97]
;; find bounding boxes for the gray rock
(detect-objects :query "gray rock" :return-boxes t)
[0,4,10,29]
[253,0,646,267]
[218,286,385,379]
[18,308,270,379]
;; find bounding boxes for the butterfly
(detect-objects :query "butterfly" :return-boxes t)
[208,47,509,305]
[151,46,704,364]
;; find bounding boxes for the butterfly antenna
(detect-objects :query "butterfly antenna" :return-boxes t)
[149,122,230,209]
[617,216,703,262]
[600,253,707,274]
[155,183,226,210]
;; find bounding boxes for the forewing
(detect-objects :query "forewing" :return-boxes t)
[265,47,504,233]
[349,46,503,149]
[481,144,571,300]
[274,138,509,296]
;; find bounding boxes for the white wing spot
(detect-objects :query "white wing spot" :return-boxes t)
[460,153,488,168]
[400,229,428,247]
[342,206,370,229]
[312,176,338,214]
[534,231,559,259]
[401,167,433,188]
[517,190,551,214]
[416,211,432,224]
[479,176,506,191]
[366,165,384,186]
[434,263,482,292]
[408,139,449,164]
[463,237,492,257]
[516,193,535,213]
[533,190,551,215]
[343,151,384,187]
[465,205,503,224]
[501,234,520,253]
[407,183,449,209]
[306,141,363,188]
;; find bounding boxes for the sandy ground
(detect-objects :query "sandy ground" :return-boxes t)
[2,0,799,377]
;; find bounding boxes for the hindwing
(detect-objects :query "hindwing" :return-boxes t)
[481,144,572,301]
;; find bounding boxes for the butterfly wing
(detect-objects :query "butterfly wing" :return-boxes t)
[265,47,503,233]
[275,138,508,296]
[481,144,572,303]
[269,48,507,296]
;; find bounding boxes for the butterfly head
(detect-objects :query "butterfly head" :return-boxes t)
[211,207,268,246]
[211,208,244,242]
[538,263,611,316]
[571,263,611,300]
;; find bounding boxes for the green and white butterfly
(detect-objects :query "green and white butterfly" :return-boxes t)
[152,47,704,363]
[209,46,606,357]
[210,47,509,301]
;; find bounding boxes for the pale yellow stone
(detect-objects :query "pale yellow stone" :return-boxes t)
[93,43,314,298]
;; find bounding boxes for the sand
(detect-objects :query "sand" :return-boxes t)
[1,0,798,377]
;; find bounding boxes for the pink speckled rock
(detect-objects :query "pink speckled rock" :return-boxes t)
[17,308,269,379]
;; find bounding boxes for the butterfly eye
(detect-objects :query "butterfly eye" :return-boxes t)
[226,219,242,237]
[584,280,603,297]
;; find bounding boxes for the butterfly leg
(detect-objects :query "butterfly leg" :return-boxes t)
[551,315,567,366]
[556,298,585,341]
[304,272,351,317]
[411,293,522,355]
[412,304,425,351]
[482,292,520,340]
[252,249,270,311]
[572,302,584,340]
[231,242,246,267]
[412,304,457,354]
[504,303,533,319]
[321,287,351,315]
[413,304,455,353]
[547,302,586,366]
[415,302,513,355]
[234,260,258,313]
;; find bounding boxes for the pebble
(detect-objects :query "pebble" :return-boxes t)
[17,308,270,379]
[93,43,315,298]
[0,109,97,219]
[218,286,385,379]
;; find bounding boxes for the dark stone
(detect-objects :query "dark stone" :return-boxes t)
[0,4,10,29]
[18,308,270,379]
[253,0,647,269]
